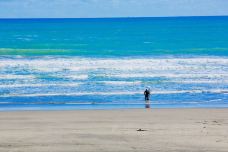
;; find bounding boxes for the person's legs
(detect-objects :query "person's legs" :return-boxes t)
[145,98,150,108]
[145,96,149,101]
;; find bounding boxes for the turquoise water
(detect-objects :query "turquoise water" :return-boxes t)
[0,16,228,110]
[0,17,228,56]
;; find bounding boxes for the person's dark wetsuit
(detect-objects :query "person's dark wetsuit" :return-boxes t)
[144,89,150,101]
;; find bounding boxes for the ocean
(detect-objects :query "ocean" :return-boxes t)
[0,16,228,110]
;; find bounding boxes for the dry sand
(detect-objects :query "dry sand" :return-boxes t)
[0,109,228,152]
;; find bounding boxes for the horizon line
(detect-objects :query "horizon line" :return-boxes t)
[0,15,227,20]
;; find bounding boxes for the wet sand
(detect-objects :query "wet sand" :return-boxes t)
[0,109,228,152]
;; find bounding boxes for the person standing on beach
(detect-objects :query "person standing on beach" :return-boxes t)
[144,89,150,101]
[144,88,151,108]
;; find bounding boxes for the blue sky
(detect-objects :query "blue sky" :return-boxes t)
[0,0,227,18]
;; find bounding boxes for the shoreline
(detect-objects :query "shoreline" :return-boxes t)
[1,106,228,112]
[1,107,228,112]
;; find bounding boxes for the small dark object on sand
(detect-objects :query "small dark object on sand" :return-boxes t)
[137,129,147,132]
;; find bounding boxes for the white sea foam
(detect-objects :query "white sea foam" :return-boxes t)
[1,57,228,72]
[104,73,228,79]
[171,80,228,84]
[102,81,141,85]
[0,74,35,79]
[0,56,228,96]
[0,81,140,88]
[0,83,81,88]
[0,57,227,75]
[65,75,88,80]
[1,89,228,98]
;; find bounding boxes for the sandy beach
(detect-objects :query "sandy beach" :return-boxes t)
[0,109,228,152]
